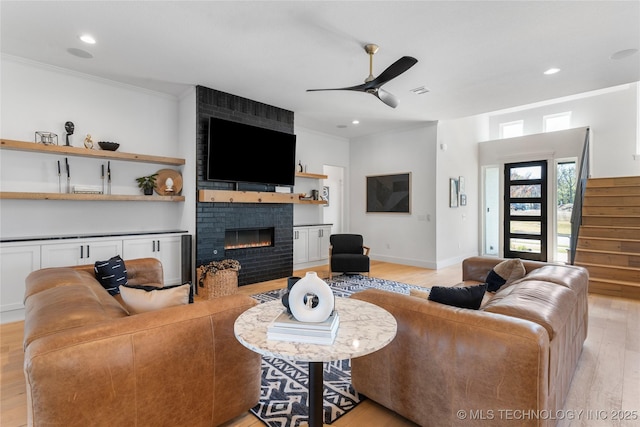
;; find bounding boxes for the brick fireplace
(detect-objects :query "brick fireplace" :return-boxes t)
[195,85,294,286]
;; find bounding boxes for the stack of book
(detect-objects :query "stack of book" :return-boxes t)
[267,309,339,345]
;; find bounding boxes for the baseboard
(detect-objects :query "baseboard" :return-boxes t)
[371,254,437,270]
[0,308,25,324]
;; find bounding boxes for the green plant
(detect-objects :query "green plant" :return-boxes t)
[135,173,158,192]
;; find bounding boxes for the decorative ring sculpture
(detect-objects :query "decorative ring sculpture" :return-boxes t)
[288,272,335,323]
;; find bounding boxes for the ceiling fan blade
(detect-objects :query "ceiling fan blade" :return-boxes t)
[367,56,418,89]
[374,88,399,108]
[307,83,368,92]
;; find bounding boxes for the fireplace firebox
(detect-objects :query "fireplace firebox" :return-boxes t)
[225,227,274,250]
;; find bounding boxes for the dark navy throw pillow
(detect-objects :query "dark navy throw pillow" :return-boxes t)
[428,283,488,310]
[94,255,128,295]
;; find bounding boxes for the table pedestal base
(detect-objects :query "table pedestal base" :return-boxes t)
[307,361,326,427]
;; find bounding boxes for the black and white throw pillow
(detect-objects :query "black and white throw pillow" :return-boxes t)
[94,255,128,295]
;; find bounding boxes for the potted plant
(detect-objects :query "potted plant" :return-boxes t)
[135,173,158,195]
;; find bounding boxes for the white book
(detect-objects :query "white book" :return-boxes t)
[269,309,339,331]
[267,330,337,345]
[267,309,340,344]
[268,316,339,338]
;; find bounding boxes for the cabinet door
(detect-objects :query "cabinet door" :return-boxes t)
[41,239,122,268]
[156,236,183,285]
[122,238,157,260]
[293,228,309,264]
[123,236,183,285]
[0,244,40,314]
[85,240,123,265]
[318,226,332,260]
[307,227,323,262]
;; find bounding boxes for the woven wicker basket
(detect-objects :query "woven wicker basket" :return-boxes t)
[196,268,238,300]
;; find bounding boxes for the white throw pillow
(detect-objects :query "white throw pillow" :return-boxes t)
[119,283,190,314]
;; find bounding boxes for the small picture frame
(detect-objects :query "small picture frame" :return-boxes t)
[449,178,458,208]
[321,185,330,206]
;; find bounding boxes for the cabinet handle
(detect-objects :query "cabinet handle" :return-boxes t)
[157,240,160,251]
[80,245,83,259]
[152,241,156,252]
[87,245,90,258]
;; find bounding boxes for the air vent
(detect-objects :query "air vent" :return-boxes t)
[410,86,430,95]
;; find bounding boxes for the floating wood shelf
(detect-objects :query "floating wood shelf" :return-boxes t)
[198,189,326,205]
[1,139,185,166]
[0,192,185,202]
[296,172,328,179]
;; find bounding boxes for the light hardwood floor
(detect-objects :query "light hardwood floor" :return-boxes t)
[1,261,639,427]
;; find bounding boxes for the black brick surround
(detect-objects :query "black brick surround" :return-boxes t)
[196,85,294,286]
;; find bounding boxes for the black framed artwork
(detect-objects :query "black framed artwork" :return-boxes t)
[366,173,411,213]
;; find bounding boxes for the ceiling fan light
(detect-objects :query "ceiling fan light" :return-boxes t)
[79,34,96,44]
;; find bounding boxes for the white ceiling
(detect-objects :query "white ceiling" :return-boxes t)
[2,1,639,139]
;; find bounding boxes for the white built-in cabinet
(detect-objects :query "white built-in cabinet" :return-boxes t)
[0,232,186,323]
[293,225,331,268]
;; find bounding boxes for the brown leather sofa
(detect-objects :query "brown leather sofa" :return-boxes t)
[23,258,261,427]
[351,256,589,427]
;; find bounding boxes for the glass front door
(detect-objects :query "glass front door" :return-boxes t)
[504,161,548,261]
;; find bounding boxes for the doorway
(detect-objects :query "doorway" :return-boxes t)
[322,165,345,234]
[504,160,548,261]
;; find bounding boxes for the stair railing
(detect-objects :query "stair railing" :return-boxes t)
[569,128,590,265]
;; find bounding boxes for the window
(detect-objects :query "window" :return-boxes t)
[543,112,571,132]
[499,120,523,139]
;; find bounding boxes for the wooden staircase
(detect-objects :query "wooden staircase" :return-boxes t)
[574,176,640,299]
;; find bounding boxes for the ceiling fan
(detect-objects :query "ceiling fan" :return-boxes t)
[307,44,418,108]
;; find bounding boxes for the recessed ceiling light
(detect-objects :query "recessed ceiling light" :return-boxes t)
[67,48,93,59]
[611,48,639,60]
[336,125,347,129]
[543,68,561,75]
[79,34,96,44]
[352,120,360,125]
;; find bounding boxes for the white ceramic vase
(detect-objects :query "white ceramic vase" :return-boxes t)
[288,271,335,322]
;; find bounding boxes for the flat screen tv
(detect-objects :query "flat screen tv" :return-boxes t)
[206,117,297,186]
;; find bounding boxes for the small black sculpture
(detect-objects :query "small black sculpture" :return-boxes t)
[281,276,301,314]
[64,121,74,146]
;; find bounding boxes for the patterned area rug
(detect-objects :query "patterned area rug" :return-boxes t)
[249,274,426,427]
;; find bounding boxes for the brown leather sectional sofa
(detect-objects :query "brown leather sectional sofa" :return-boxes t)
[22,258,261,426]
[351,256,589,427]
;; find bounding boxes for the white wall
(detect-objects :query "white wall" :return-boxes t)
[0,56,185,238]
[486,83,640,178]
[292,126,349,227]
[349,123,438,268]
[435,116,486,267]
[177,87,197,235]
[478,127,588,259]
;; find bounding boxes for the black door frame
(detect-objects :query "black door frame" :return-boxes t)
[504,160,548,261]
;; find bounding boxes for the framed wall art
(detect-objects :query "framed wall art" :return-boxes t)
[449,178,459,208]
[366,173,411,213]
[321,185,330,206]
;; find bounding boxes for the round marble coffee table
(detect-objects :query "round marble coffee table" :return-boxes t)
[234,296,397,427]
